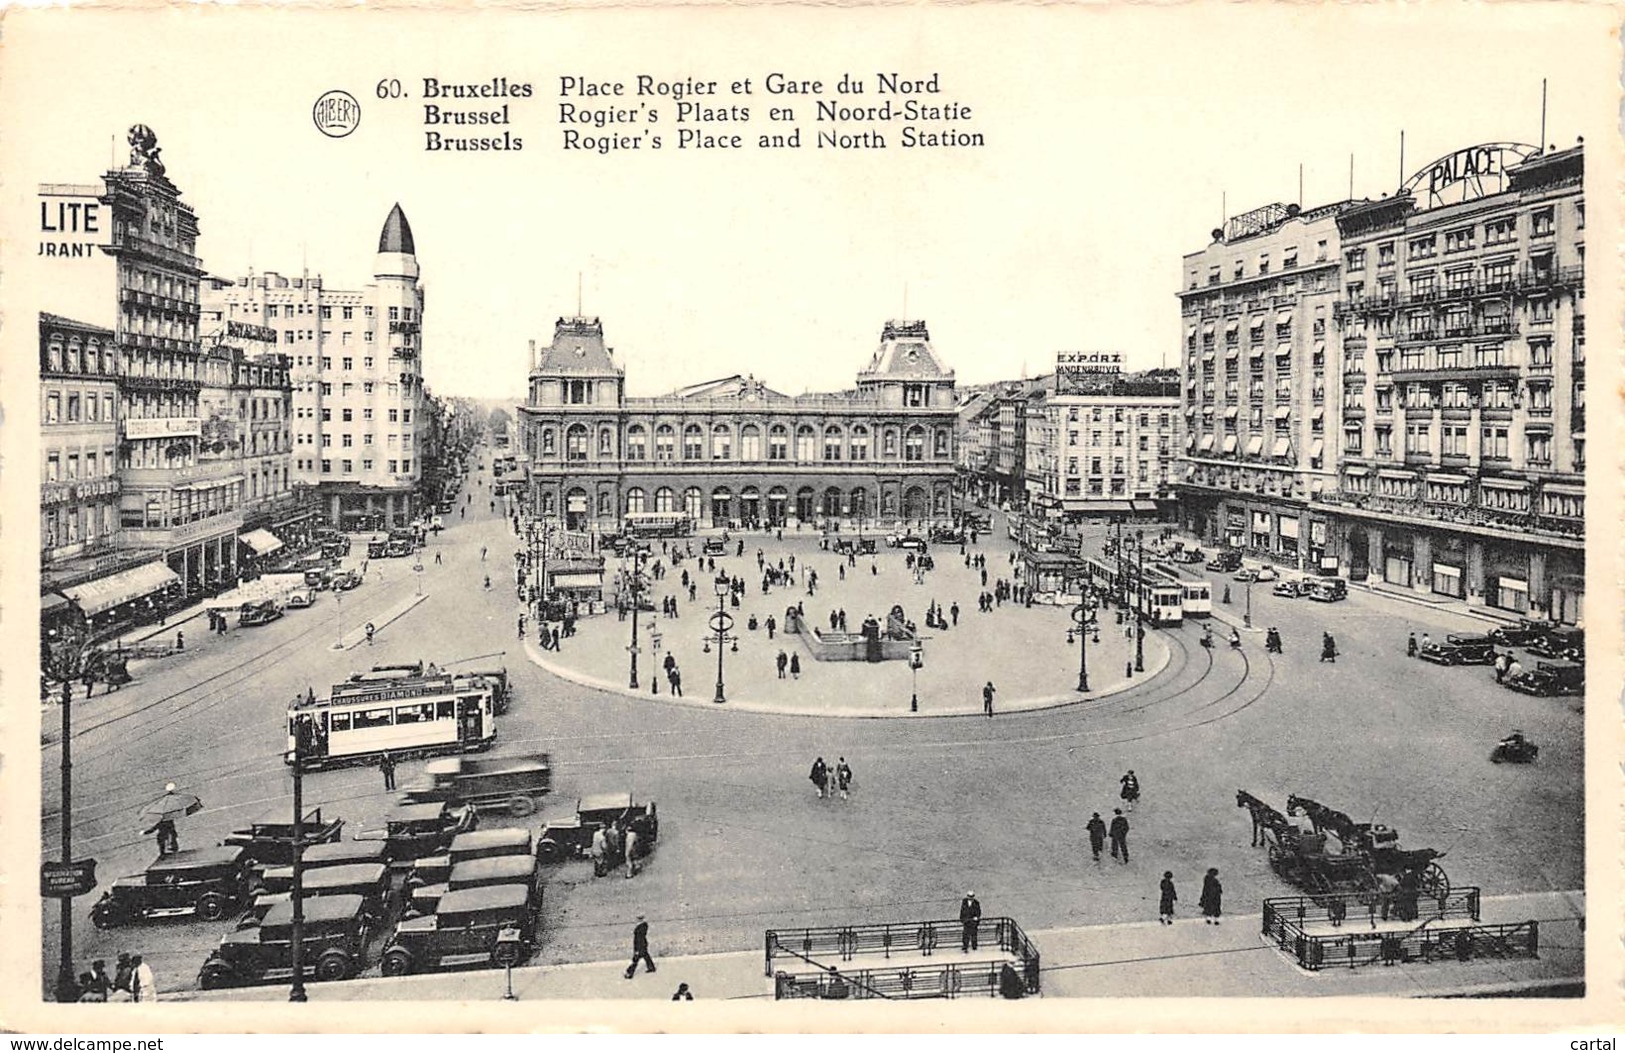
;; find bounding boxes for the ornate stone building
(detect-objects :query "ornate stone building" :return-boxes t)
[520,317,959,532]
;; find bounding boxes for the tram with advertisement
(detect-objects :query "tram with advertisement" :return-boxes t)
[1155,563,1214,618]
[1080,557,1185,627]
[622,511,694,539]
[286,669,497,771]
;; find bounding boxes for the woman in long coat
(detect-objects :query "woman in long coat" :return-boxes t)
[1158,871,1177,925]
[1199,868,1223,924]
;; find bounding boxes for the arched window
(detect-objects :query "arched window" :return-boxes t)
[768,425,788,461]
[655,425,675,461]
[683,424,704,460]
[626,488,646,514]
[795,425,816,461]
[626,424,647,461]
[712,423,732,460]
[566,424,588,462]
[905,426,925,462]
[849,425,869,462]
[47,338,63,372]
[654,486,676,512]
[823,425,843,461]
[67,338,82,373]
[740,424,761,461]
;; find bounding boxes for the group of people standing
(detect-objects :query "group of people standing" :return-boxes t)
[68,952,157,1002]
[808,756,854,800]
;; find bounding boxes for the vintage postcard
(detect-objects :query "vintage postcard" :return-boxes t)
[0,2,1619,1034]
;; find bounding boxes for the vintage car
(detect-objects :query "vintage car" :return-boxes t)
[260,837,389,879]
[537,793,659,865]
[1205,550,1243,573]
[1488,618,1558,648]
[959,513,992,532]
[284,587,317,609]
[701,538,729,556]
[1419,633,1499,666]
[1234,566,1278,583]
[1168,546,1205,565]
[1305,578,1349,603]
[331,569,363,591]
[238,600,284,627]
[1504,659,1585,698]
[353,801,478,863]
[889,535,928,553]
[1272,578,1310,598]
[929,526,965,545]
[199,894,371,989]
[222,806,346,867]
[367,538,390,560]
[246,863,392,926]
[320,538,352,561]
[407,853,542,917]
[400,754,552,818]
[410,828,534,889]
[380,884,537,975]
[90,845,252,928]
[833,538,879,557]
[1527,626,1584,661]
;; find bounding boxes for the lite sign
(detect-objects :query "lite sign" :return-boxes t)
[1401,143,1540,209]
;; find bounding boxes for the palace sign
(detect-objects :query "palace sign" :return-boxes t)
[1402,142,1540,209]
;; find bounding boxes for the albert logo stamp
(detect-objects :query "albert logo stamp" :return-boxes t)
[313,89,361,138]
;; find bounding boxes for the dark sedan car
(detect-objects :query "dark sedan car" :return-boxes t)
[1418,633,1499,666]
[1504,659,1585,697]
[90,846,252,928]
[1488,618,1558,648]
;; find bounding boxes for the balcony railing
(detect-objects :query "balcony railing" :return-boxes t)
[121,509,245,547]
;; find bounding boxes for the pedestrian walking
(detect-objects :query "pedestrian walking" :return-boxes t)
[983,680,996,718]
[1085,812,1107,861]
[517,614,526,639]
[1420,632,1431,653]
[789,653,801,679]
[1320,632,1338,663]
[1158,871,1178,924]
[959,891,982,952]
[1119,770,1140,811]
[480,545,487,561]
[1406,631,1418,658]
[130,954,157,1003]
[668,665,682,697]
[809,756,828,798]
[624,826,641,878]
[1199,867,1223,924]
[365,622,376,646]
[175,630,184,652]
[776,650,788,679]
[836,757,853,800]
[434,551,442,565]
[380,750,397,790]
[1494,651,1510,683]
[624,915,656,978]
[950,601,960,626]
[1109,808,1130,862]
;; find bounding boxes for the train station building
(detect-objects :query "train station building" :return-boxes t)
[519,317,959,533]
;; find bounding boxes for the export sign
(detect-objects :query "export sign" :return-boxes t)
[41,859,97,899]
[1057,351,1123,375]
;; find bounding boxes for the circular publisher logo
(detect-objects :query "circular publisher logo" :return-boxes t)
[313,90,361,138]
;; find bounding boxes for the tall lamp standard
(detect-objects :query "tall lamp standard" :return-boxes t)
[1133,528,1146,672]
[41,601,91,1003]
[712,573,730,703]
[1068,595,1098,693]
[1244,573,1254,630]
[287,720,308,1002]
[908,638,923,712]
[626,547,643,690]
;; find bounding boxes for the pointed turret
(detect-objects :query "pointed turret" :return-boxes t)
[375,203,419,281]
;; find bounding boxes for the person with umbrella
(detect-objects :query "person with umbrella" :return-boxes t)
[139,782,201,856]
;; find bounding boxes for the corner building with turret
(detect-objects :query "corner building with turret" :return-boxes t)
[520,318,959,532]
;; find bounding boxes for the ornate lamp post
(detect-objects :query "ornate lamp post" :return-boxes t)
[712,573,730,703]
[287,723,308,1003]
[1068,595,1098,693]
[626,547,643,690]
[908,638,923,712]
[1133,528,1146,672]
[41,601,91,1003]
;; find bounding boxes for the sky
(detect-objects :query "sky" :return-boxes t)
[2,5,1612,401]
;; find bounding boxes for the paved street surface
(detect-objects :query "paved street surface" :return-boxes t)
[41,454,1585,999]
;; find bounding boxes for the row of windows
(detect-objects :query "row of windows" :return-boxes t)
[44,446,117,481]
[537,422,952,463]
[43,337,116,376]
[299,432,412,448]
[43,388,118,425]
[227,301,373,320]
[306,381,416,402]
[298,458,413,475]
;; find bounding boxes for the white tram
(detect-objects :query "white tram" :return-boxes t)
[1080,557,1184,626]
[286,669,496,771]
[1156,563,1214,618]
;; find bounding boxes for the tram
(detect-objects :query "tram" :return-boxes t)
[286,670,496,771]
[623,512,694,539]
[1155,563,1214,618]
[1079,557,1185,626]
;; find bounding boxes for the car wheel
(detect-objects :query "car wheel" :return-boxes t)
[90,901,124,929]
[316,949,351,982]
[537,840,563,864]
[508,795,536,818]
[198,961,231,990]
[381,949,413,976]
[196,891,228,921]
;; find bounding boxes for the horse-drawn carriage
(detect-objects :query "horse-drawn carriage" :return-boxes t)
[1236,790,1449,904]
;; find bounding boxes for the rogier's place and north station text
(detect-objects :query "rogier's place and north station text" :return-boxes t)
[402,72,984,153]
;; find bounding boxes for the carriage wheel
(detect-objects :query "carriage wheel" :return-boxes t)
[1421,862,1450,901]
[1267,844,1287,877]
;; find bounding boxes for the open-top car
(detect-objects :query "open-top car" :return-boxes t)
[1488,618,1558,648]
[400,754,552,818]
[1505,659,1585,697]
[222,806,345,867]
[1527,626,1584,660]
[199,894,372,989]
[90,845,252,929]
[353,801,478,864]
[1419,633,1499,666]
[536,793,659,865]
[380,884,537,976]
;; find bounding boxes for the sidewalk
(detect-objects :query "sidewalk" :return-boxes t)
[171,890,1582,1003]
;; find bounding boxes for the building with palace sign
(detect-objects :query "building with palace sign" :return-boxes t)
[520,317,959,532]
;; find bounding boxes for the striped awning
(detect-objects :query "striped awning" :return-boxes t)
[63,561,179,615]
[239,528,285,556]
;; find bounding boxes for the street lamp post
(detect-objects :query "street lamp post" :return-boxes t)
[288,722,308,1003]
[41,602,90,1003]
[909,638,923,712]
[1134,528,1146,672]
[712,573,730,703]
[1244,575,1253,630]
[627,548,642,690]
[1070,598,1095,693]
